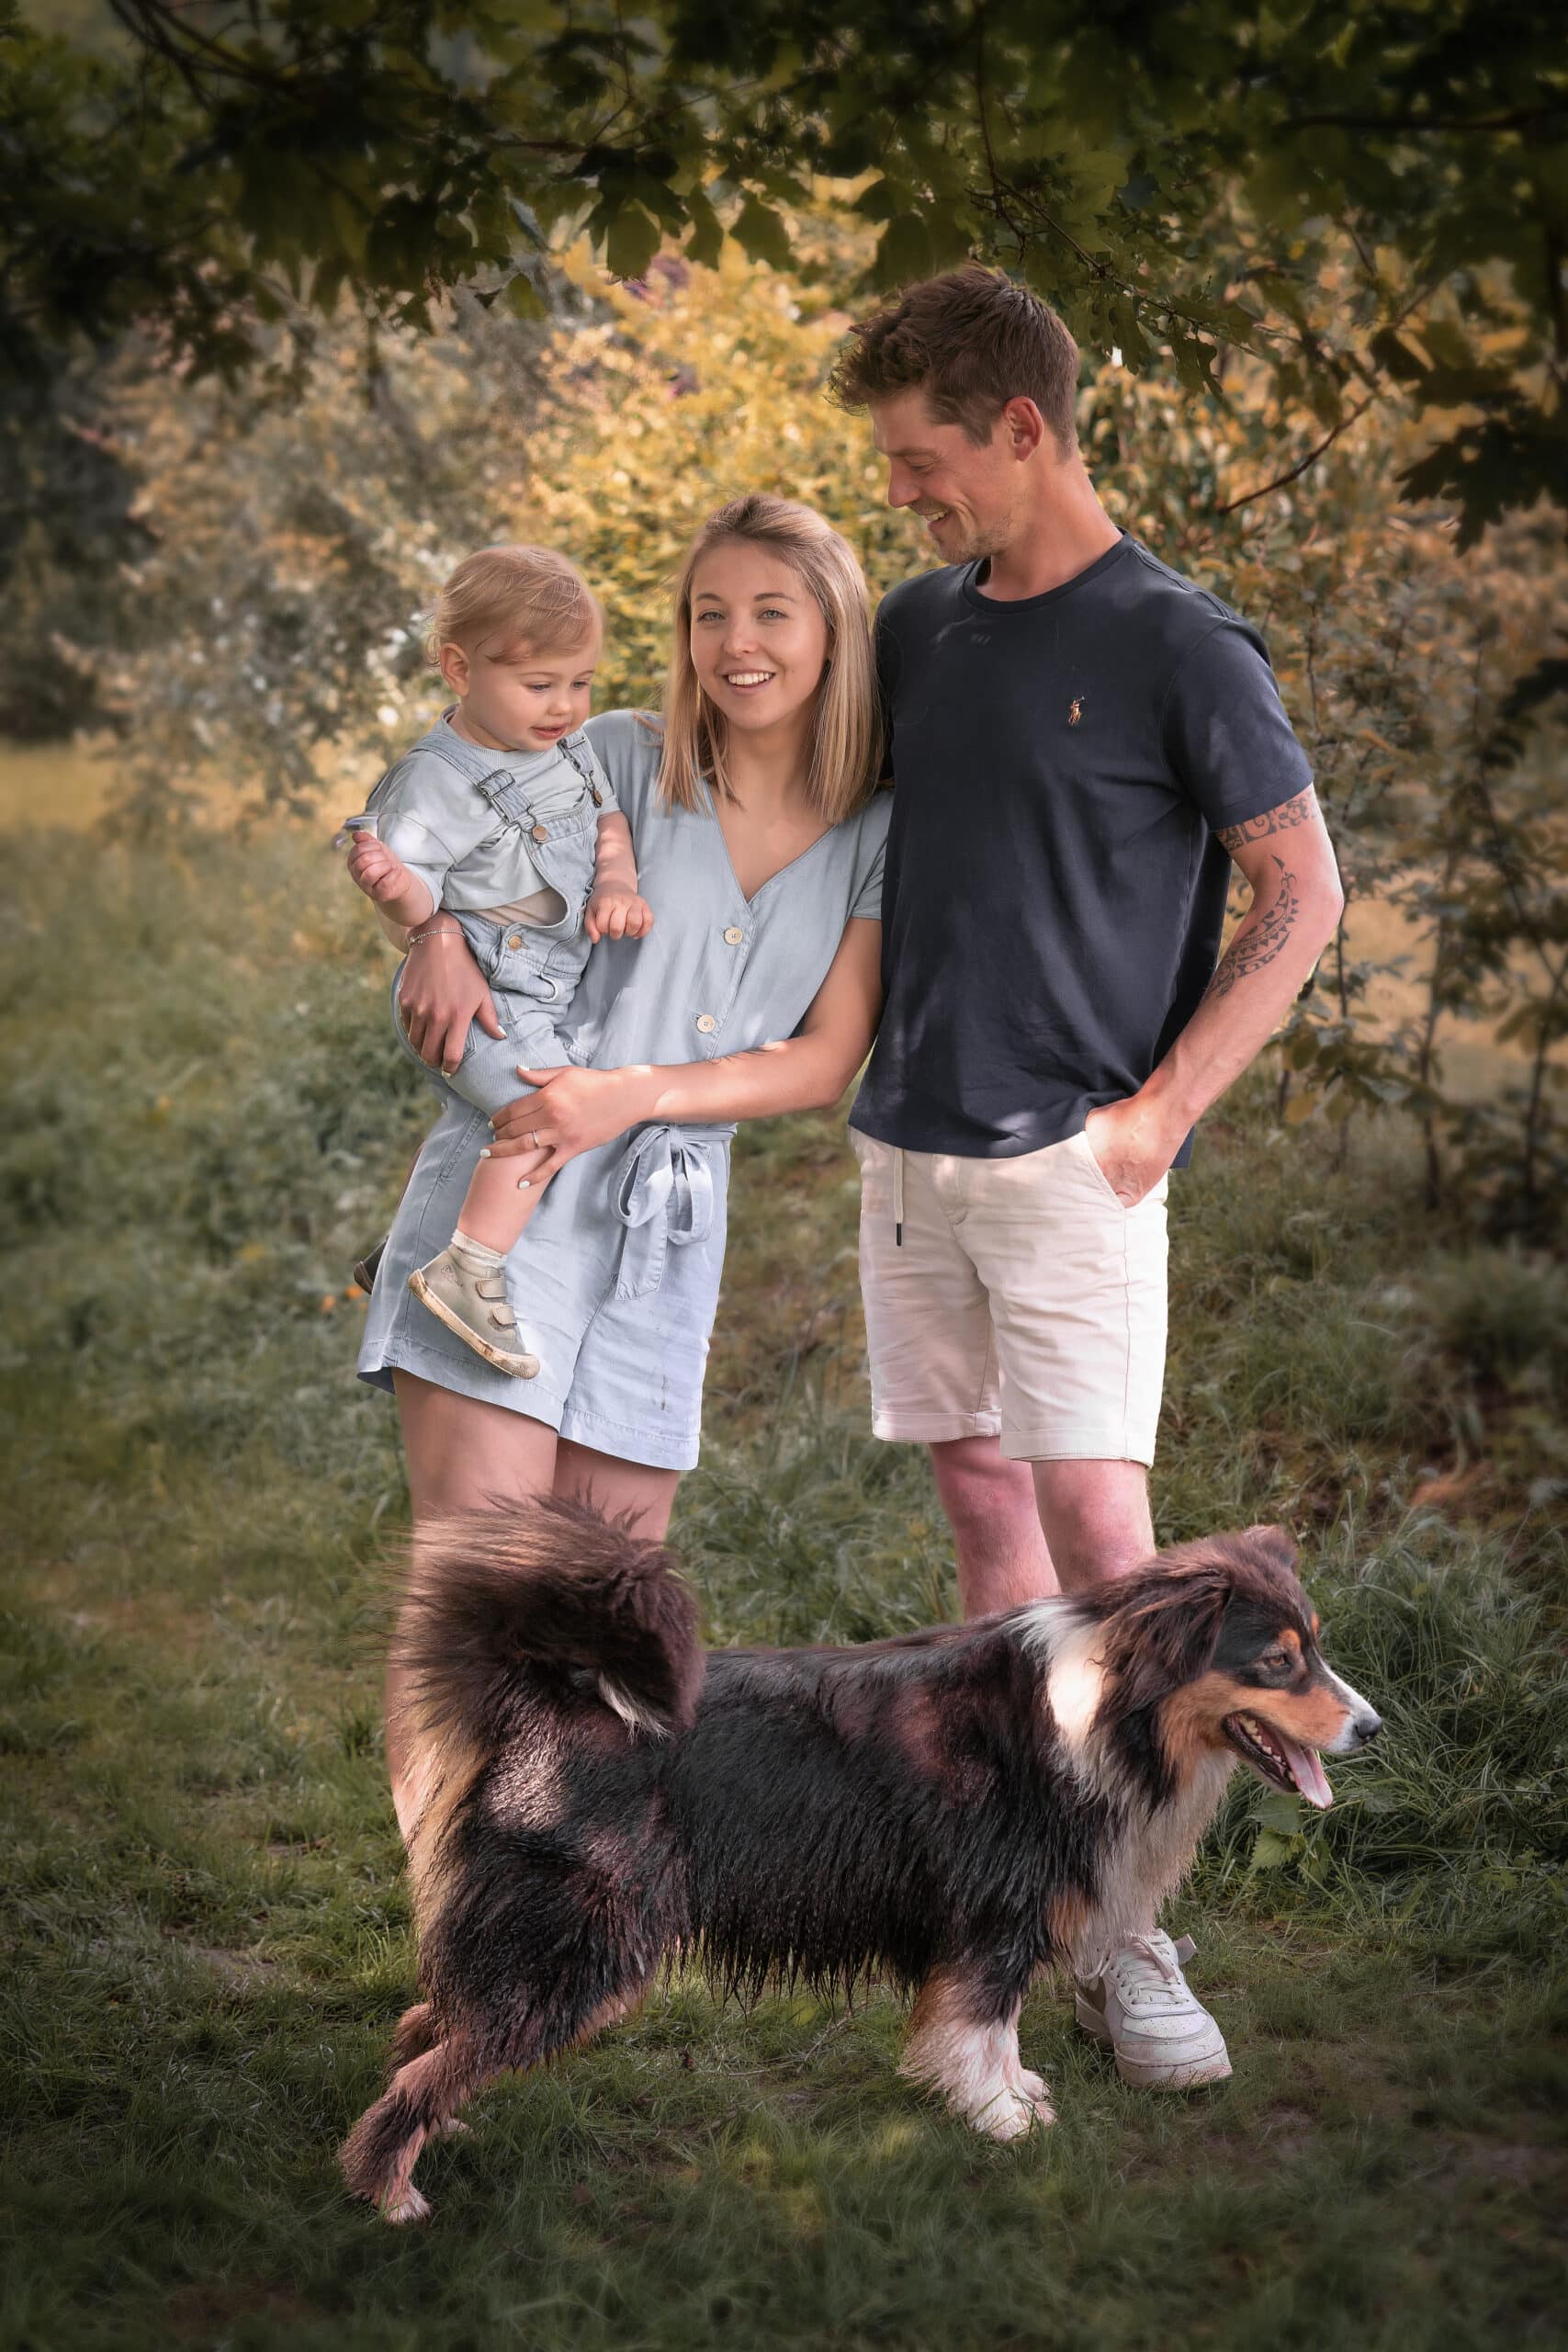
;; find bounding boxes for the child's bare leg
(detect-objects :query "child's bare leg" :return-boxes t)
[457,1145,553,1253]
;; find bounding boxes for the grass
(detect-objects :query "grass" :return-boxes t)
[3,820,1566,2348]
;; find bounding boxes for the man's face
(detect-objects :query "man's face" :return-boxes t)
[869,387,1027,565]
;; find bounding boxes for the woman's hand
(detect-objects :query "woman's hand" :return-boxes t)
[487,1065,659,1172]
[397,926,503,1075]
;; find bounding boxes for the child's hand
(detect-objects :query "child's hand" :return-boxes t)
[585,887,654,944]
[346,831,416,907]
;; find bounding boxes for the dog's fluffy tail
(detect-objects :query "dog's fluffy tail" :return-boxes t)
[394,1494,703,1745]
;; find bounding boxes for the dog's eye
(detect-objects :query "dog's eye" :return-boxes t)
[1258,1646,1292,1675]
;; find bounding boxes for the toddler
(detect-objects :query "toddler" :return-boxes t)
[343,545,649,1378]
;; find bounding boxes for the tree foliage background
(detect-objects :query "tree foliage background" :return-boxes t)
[3,0,1564,1222]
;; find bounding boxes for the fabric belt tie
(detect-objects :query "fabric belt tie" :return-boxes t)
[610,1123,733,1299]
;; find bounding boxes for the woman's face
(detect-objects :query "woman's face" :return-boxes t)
[688,543,829,741]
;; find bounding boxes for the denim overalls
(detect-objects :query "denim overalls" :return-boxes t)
[370,717,612,1118]
[359,708,891,1471]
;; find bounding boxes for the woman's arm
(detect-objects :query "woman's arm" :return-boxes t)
[485,919,883,1170]
[396,922,505,1075]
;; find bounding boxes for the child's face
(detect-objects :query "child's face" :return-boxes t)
[441,625,600,752]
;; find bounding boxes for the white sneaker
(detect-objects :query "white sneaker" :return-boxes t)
[1075,1930,1232,2089]
[407,1248,539,1378]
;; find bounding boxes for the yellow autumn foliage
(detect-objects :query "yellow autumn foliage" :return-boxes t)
[517,229,915,712]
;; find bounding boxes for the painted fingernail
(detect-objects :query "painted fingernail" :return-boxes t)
[479,1148,491,1159]
[517,1178,532,1191]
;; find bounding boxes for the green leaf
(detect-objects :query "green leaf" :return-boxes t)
[1254,1792,1306,1836]
[732,195,792,270]
[603,200,661,282]
[1248,1828,1293,1872]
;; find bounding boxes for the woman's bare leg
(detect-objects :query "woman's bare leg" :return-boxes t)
[393,1367,559,1517]
[553,1438,681,1539]
[389,1371,559,1834]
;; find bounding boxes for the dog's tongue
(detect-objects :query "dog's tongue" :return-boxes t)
[1279,1733,1333,1810]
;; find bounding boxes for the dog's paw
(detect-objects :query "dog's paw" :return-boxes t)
[379,2183,432,2226]
[1016,2067,1055,2123]
[970,2085,1052,2142]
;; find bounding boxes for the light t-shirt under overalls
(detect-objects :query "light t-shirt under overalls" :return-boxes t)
[366,711,617,1114]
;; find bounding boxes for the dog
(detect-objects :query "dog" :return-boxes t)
[342,1502,1381,2222]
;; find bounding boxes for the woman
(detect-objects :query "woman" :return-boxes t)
[358,495,890,1833]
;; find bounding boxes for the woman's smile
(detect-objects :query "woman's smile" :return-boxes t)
[689,540,829,733]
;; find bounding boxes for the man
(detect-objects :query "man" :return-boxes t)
[829,265,1344,2088]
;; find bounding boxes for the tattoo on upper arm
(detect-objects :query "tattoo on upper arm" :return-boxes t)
[1203,855,1300,1001]
[1217,788,1316,854]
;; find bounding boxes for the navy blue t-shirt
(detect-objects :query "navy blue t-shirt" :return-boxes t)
[849,533,1314,1161]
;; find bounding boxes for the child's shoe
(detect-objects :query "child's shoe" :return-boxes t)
[408,1240,539,1378]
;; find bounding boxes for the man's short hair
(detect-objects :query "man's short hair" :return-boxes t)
[828,263,1080,452]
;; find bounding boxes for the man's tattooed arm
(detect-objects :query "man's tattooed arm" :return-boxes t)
[1216,786,1316,853]
[1202,854,1300,1003]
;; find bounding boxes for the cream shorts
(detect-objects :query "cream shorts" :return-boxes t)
[852,1127,1169,1467]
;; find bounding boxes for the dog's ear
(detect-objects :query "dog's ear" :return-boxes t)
[1239,1522,1299,1576]
[1099,1560,1233,1718]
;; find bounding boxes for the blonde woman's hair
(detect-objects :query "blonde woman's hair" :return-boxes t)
[426,545,601,662]
[657,495,882,825]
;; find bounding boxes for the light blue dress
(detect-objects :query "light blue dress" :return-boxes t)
[358,709,890,1469]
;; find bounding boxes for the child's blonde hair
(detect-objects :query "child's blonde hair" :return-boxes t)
[657,495,881,825]
[426,545,602,663]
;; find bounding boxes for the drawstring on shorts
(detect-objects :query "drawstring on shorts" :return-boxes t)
[893,1147,904,1249]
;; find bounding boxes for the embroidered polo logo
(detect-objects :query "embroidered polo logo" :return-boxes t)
[1067,696,1084,727]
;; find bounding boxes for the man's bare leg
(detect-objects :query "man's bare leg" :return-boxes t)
[929,1434,1057,1617]
[1030,1458,1155,1592]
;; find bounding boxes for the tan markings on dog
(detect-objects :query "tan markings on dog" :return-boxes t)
[1155,1672,1247,1772]
[1046,1889,1097,1963]
[341,2031,479,2226]
[1278,1627,1303,1660]
[901,1968,1053,2140]
[566,1981,649,2049]
[402,1736,486,1937]
[390,2002,435,2070]
[825,1677,877,1743]
[1272,1681,1357,1745]
[1158,1668,1353,1773]
[886,1683,947,1774]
